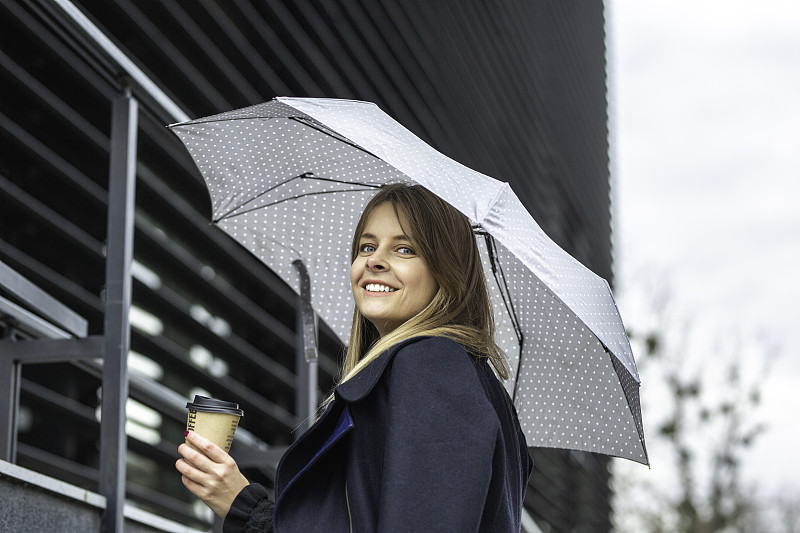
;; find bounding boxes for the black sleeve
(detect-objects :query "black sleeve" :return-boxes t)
[223,483,274,533]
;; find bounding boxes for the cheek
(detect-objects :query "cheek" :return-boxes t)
[409,268,438,304]
[349,260,361,287]
[423,278,439,303]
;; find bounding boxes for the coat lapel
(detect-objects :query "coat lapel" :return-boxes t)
[275,336,429,499]
[335,336,428,403]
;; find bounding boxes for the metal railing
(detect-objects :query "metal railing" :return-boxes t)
[1,82,141,531]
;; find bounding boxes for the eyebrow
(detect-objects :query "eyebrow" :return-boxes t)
[359,232,410,242]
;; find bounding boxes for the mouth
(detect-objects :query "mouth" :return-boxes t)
[362,282,397,293]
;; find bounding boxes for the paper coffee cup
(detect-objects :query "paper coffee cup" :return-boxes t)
[185,395,244,454]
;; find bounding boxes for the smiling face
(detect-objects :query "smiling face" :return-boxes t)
[350,202,439,337]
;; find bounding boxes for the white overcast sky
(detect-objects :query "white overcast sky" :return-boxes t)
[608,0,800,495]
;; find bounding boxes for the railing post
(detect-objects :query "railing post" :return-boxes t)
[99,86,138,533]
[0,345,21,462]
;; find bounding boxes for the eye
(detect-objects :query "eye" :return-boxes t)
[396,246,414,255]
[359,244,376,253]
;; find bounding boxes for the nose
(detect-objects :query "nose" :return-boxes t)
[366,250,388,271]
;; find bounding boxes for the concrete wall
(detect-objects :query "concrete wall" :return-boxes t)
[0,460,208,533]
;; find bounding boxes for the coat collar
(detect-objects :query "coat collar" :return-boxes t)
[335,336,431,403]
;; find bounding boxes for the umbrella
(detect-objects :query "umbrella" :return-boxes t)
[168,97,648,465]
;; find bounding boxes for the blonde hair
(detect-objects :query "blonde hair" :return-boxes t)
[338,183,509,387]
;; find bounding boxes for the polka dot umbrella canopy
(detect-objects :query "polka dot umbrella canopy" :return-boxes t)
[169,97,648,465]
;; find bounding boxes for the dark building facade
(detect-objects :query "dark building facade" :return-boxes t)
[0,0,613,531]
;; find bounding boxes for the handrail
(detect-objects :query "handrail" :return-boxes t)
[0,260,87,337]
[47,0,190,124]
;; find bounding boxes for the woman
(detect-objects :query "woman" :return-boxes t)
[177,183,533,532]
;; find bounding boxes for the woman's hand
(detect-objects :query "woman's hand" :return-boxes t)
[176,431,250,518]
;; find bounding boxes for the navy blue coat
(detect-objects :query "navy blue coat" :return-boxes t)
[224,336,532,532]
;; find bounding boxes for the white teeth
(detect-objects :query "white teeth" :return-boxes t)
[365,283,396,293]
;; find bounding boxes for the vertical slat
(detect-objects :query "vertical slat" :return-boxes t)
[0,352,21,462]
[99,87,138,533]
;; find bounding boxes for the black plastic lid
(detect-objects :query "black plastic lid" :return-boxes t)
[186,395,244,417]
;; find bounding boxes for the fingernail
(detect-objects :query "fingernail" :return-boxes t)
[184,430,190,437]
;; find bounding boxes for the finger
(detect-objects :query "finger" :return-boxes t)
[184,430,230,464]
[180,472,207,499]
[178,442,213,472]
[175,457,197,477]
[175,456,205,482]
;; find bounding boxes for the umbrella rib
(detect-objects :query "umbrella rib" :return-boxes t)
[479,232,525,399]
[289,116,381,159]
[214,173,381,222]
[214,172,312,221]
[219,188,381,220]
